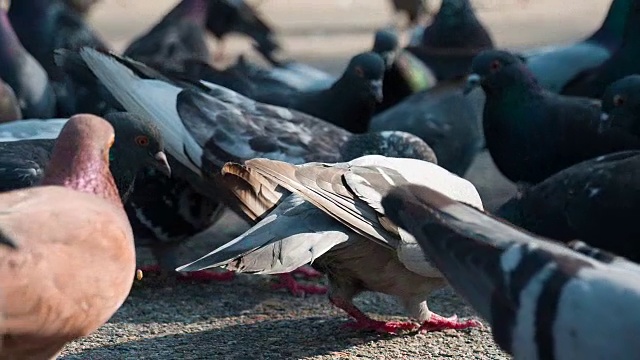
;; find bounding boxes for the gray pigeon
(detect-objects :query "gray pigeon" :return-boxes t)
[178,155,484,334]
[382,183,640,359]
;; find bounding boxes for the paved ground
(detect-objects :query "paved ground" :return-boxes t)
[58,1,610,358]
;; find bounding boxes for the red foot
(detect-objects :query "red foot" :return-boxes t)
[178,270,236,282]
[343,319,418,334]
[418,313,483,333]
[272,273,327,297]
[291,266,324,279]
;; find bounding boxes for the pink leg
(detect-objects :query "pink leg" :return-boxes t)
[272,273,327,297]
[138,265,236,282]
[418,313,483,333]
[330,296,418,334]
[291,266,324,279]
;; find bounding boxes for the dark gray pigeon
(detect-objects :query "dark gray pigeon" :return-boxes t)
[0,9,56,118]
[560,0,640,99]
[8,0,109,116]
[406,0,494,81]
[382,183,640,360]
[523,0,640,94]
[465,49,640,185]
[247,52,386,134]
[178,155,484,334]
[495,150,640,262]
[124,0,210,73]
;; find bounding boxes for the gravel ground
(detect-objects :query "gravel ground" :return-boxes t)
[57,1,607,358]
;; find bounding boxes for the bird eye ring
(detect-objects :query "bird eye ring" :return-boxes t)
[135,136,150,146]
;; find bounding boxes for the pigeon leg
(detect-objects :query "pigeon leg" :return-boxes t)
[418,313,483,333]
[330,296,418,334]
[291,265,324,279]
[272,273,327,296]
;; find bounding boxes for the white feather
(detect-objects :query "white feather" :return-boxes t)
[0,119,68,141]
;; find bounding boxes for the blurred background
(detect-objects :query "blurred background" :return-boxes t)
[88,0,610,73]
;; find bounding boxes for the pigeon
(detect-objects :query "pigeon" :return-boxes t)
[523,0,639,94]
[0,114,136,359]
[599,74,640,134]
[495,150,640,262]
[123,0,210,73]
[370,78,484,176]
[178,155,484,334]
[372,29,437,113]
[206,0,281,63]
[560,0,640,99]
[248,52,385,134]
[464,49,640,185]
[0,112,171,200]
[0,8,57,119]
[0,79,21,122]
[382,183,640,360]
[76,47,439,294]
[389,0,430,28]
[406,0,494,81]
[8,0,109,116]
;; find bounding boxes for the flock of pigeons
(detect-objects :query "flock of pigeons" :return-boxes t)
[0,0,638,358]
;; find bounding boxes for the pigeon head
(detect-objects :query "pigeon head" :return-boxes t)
[464,50,538,95]
[341,52,385,103]
[41,114,121,205]
[436,0,475,24]
[600,75,640,135]
[104,112,170,177]
[98,112,171,202]
[372,29,399,69]
[340,131,437,163]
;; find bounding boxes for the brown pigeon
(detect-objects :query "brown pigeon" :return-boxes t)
[0,114,136,359]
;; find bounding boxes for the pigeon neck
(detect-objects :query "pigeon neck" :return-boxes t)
[484,65,544,102]
[0,11,26,66]
[326,77,376,133]
[42,136,122,207]
[589,0,635,47]
[167,0,209,25]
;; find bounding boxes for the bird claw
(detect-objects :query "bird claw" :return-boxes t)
[291,266,324,279]
[178,270,236,282]
[272,273,327,297]
[418,314,483,333]
[342,319,419,334]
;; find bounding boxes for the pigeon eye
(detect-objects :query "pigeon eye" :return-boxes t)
[354,66,364,78]
[490,60,501,72]
[613,95,625,107]
[135,136,149,146]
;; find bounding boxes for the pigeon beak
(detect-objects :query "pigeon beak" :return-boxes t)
[598,112,611,133]
[464,73,481,95]
[382,52,396,69]
[153,151,172,177]
[369,79,384,103]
